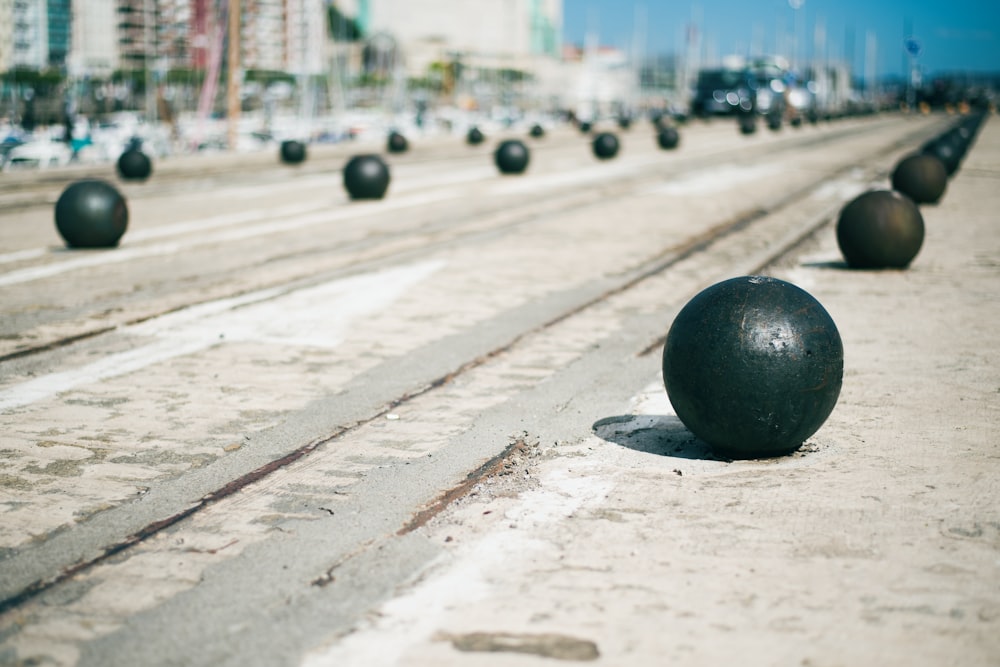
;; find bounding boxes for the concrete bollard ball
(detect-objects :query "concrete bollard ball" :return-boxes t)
[657,127,680,150]
[891,154,948,204]
[529,124,545,138]
[343,154,390,200]
[494,139,530,174]
[662,276,844,459]
[280,140,307,164]
[55,179,129,248]
[836,190,925,269]
[467,127,485,145]
[592,132,620,160]
[117,148,152,181]
[739,114,757,135]
[387,131,408,154]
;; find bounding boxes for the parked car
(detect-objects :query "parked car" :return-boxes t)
[690,68,754,117]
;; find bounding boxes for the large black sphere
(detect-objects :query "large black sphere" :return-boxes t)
[657,127,680,150]
[529,124,545,138]
[891,154,948,204]
[467,127,485,145]
[592,132,620,160]
[387,131,408,153]
[663,276,843,459]
[117,148,152,181]
[343,154,390,200]
[836,190,925,269]
[280,139,307,164]
[494,139,530,174]
[54,179,129,248]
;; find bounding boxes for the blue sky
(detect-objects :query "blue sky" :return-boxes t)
[562,0,1000,78]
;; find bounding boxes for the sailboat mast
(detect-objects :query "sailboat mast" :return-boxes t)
[227,0,241,150]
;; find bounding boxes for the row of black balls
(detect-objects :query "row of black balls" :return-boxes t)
[53,121,684,247]
[662,112,987,461]
[836,112,985,269]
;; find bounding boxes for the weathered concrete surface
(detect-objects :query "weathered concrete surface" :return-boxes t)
[301,119,1000,666]
[0,114,992,666]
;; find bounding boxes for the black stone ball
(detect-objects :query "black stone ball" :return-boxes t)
[618,116,632,130]
[928,139,962,175]
[836,190,925,269]
[387,131,408,153]
[578,121,592,134]
[738,114,757,135]
[657,127,680,150]
[592,132,620,160]
[494,139,530,174]
[790,116,803,128]
[280,139,307,164]
[467,127,485,145]
[891,154,948,204]
[54,179,129,248]
[529,124,545,138]
[663,276,843,459]
[343,154,390,200]
[766,114,782,131]
[117,148,152,181]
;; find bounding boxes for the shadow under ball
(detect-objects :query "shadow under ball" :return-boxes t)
[280,140,307,164]
[343,154,390,200]
[592,132,619,160]
[494,139,530,174]
[117,148,152,181]
[657,127,680,150]
[891,154,947,204]
[55,179,129,248]
[662,276,844,459]
[836,190,925,269]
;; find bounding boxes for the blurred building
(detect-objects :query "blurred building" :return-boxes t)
[0,0,12,74]
[333,0,562,78]
[68,0,118,77]
[10,0,49,69]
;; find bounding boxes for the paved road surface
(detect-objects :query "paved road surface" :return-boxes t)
[0,113,996,666]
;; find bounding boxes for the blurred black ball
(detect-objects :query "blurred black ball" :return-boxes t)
[592,132,620,160]
[891,154,947,204]
[343,154,390,200]
[280,139,307,164]
[387,131,408,153]
[117,148,152,181]
[494,139,530,174]
[657,127,680,150]
[55,179,129,248]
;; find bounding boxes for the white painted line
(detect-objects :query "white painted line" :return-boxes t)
[0,243,184,286]
[300,469,614,667]
[0,190,458,287]
[643,162,783,196]
[492,155,663,196]
[0,260,444,412]
[0,248,47,266]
